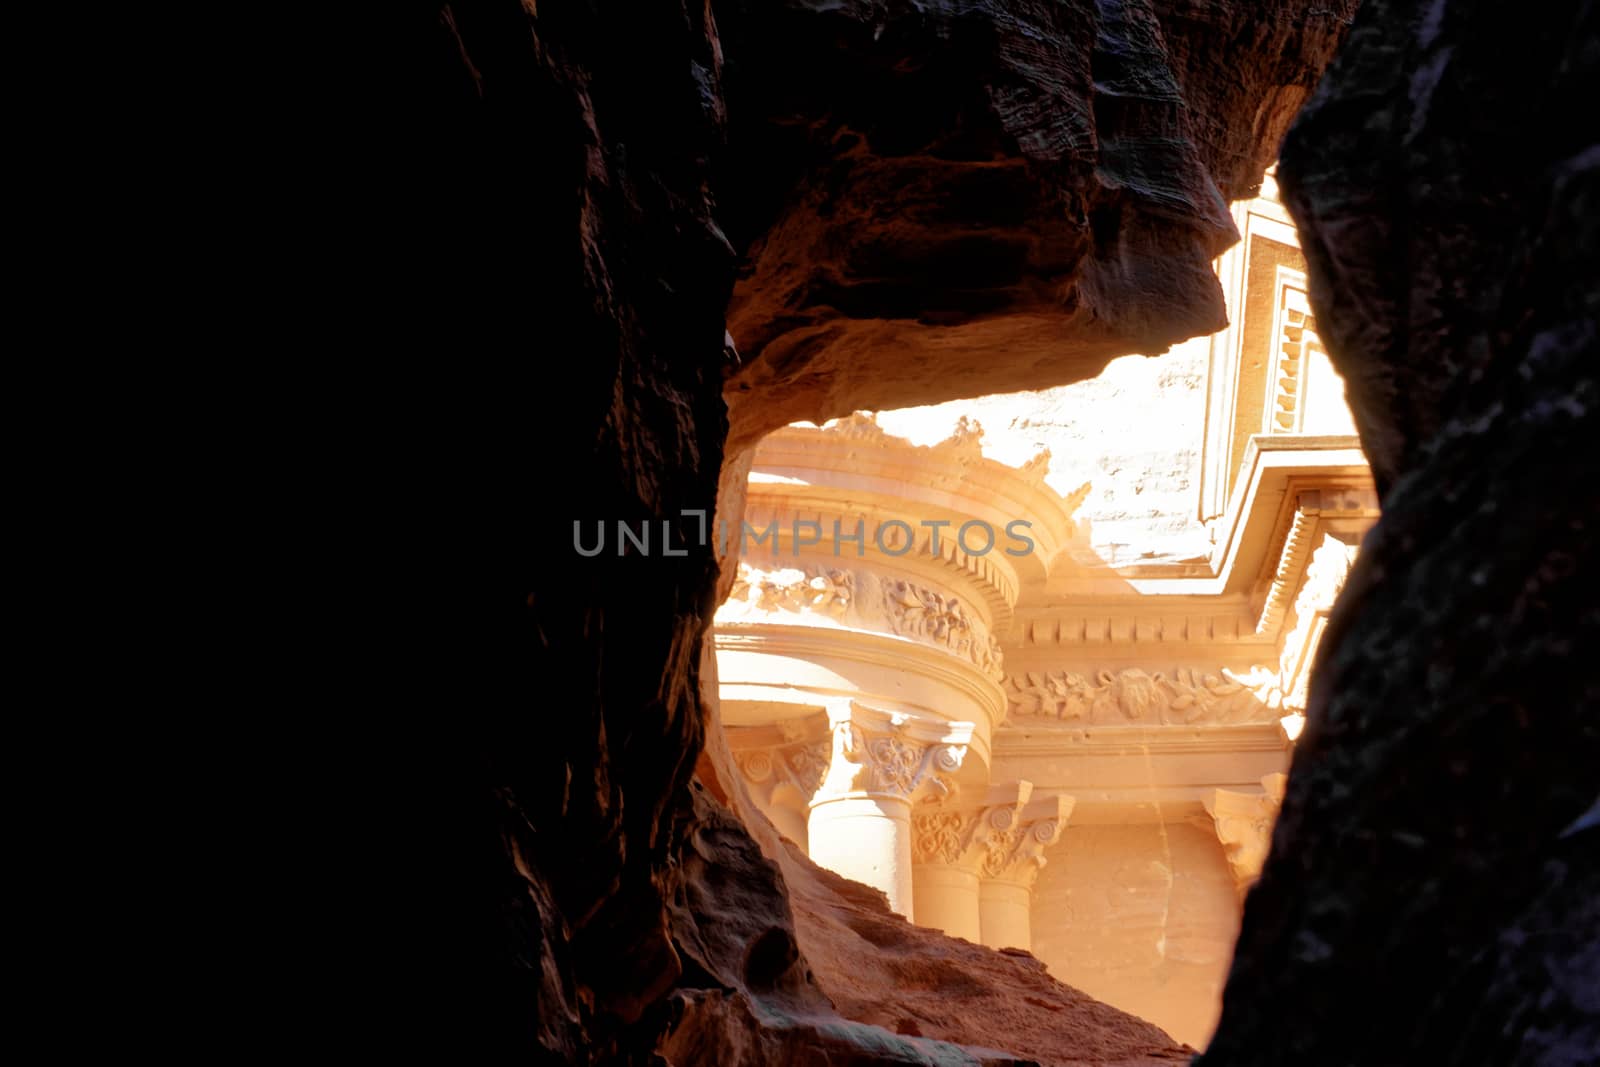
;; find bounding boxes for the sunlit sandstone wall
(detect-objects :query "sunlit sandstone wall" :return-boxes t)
[1031,823,1242,1049]
[875,338,1214,567]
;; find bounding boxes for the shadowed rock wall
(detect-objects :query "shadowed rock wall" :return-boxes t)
[719,0,1358,450]
[1200,2,1600,1064]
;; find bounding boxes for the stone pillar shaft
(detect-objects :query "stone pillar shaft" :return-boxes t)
[979,880,1034,951]
[808,794,916,918]
[911,863,981,942]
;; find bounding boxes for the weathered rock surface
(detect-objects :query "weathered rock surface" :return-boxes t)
[1199,2,1600,1064]
[655,781,1194,1065]
[719,0,1358,451]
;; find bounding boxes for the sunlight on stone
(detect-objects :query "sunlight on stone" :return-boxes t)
[717,174,1375,1050]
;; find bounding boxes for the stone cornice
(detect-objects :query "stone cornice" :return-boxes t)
[1251,486,1377,638]
[1028,437,1370,604]
[1010,455,1376,648]
[993,721,1288,756]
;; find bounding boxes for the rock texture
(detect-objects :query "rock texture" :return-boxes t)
[719,0,1358,451]
[1199,2,1600,1064]
[382,1,1356,1062]
[655,780,1195,1065]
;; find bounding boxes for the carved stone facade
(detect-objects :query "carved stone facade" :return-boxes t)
[716,176,1376,1049]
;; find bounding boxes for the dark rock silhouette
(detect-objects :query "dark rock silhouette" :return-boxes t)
[1200,2,1600,1064]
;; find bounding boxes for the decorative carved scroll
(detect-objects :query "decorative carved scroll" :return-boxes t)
[978,805,1067,885]
[911,790,1073,889]
[733,739,831,801]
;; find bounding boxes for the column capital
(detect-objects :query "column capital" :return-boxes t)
[912,782,1073,889]
[976,794,1073,887]
[816,701,975,804]
[727,713,833,814]
[1206,772,1288,896]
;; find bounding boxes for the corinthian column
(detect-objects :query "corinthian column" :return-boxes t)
[975,795,1074,952]
[805,702,974,921]
[910,781,1034,943]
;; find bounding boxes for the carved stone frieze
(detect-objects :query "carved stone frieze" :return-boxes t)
[882,578,1004,680]
[1004,665,1281,725]
[723,564,854,620]
[719,562,1005,681]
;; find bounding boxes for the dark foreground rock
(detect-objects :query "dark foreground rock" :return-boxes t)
[1199,3,1600,1064]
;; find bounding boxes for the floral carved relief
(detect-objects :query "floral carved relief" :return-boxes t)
[882,578,1004,681]
[720,563,1004,681]
[1004,665,1280,725]
[723,564,854,620]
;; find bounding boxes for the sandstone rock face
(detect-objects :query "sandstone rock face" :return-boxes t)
[719,0,1358,451]
[1199,2,1600,1064]
[656,781,1195,1065]
[395,2,1357,1062]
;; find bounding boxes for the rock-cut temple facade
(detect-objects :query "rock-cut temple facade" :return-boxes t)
[713,171,1376,1048]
